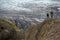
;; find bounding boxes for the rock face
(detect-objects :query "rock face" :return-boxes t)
[0,18,25,40]
[25,19,60,40]
[0,18,18,40]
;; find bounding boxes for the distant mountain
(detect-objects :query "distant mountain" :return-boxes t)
[9,16,45,30]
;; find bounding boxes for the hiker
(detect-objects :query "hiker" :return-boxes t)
[47,11,53,19]
[47,13,49,18]
[50,11,53,18]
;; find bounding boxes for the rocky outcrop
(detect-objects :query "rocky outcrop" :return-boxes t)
[25,19,60,40]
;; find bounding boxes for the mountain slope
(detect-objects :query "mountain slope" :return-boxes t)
[25,19,60,40]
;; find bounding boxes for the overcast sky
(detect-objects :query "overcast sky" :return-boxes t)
[0,0,60,10]
[0,0,60,18]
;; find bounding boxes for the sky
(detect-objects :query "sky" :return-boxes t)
[0,0,60,18]
[0,0,60,12]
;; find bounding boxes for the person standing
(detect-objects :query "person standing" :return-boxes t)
[50,11,53,18]
[47,13,49,18]
[47,11,53,19]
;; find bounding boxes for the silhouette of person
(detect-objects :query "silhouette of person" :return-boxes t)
[47,13,49,18]
[50,11,53,18]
